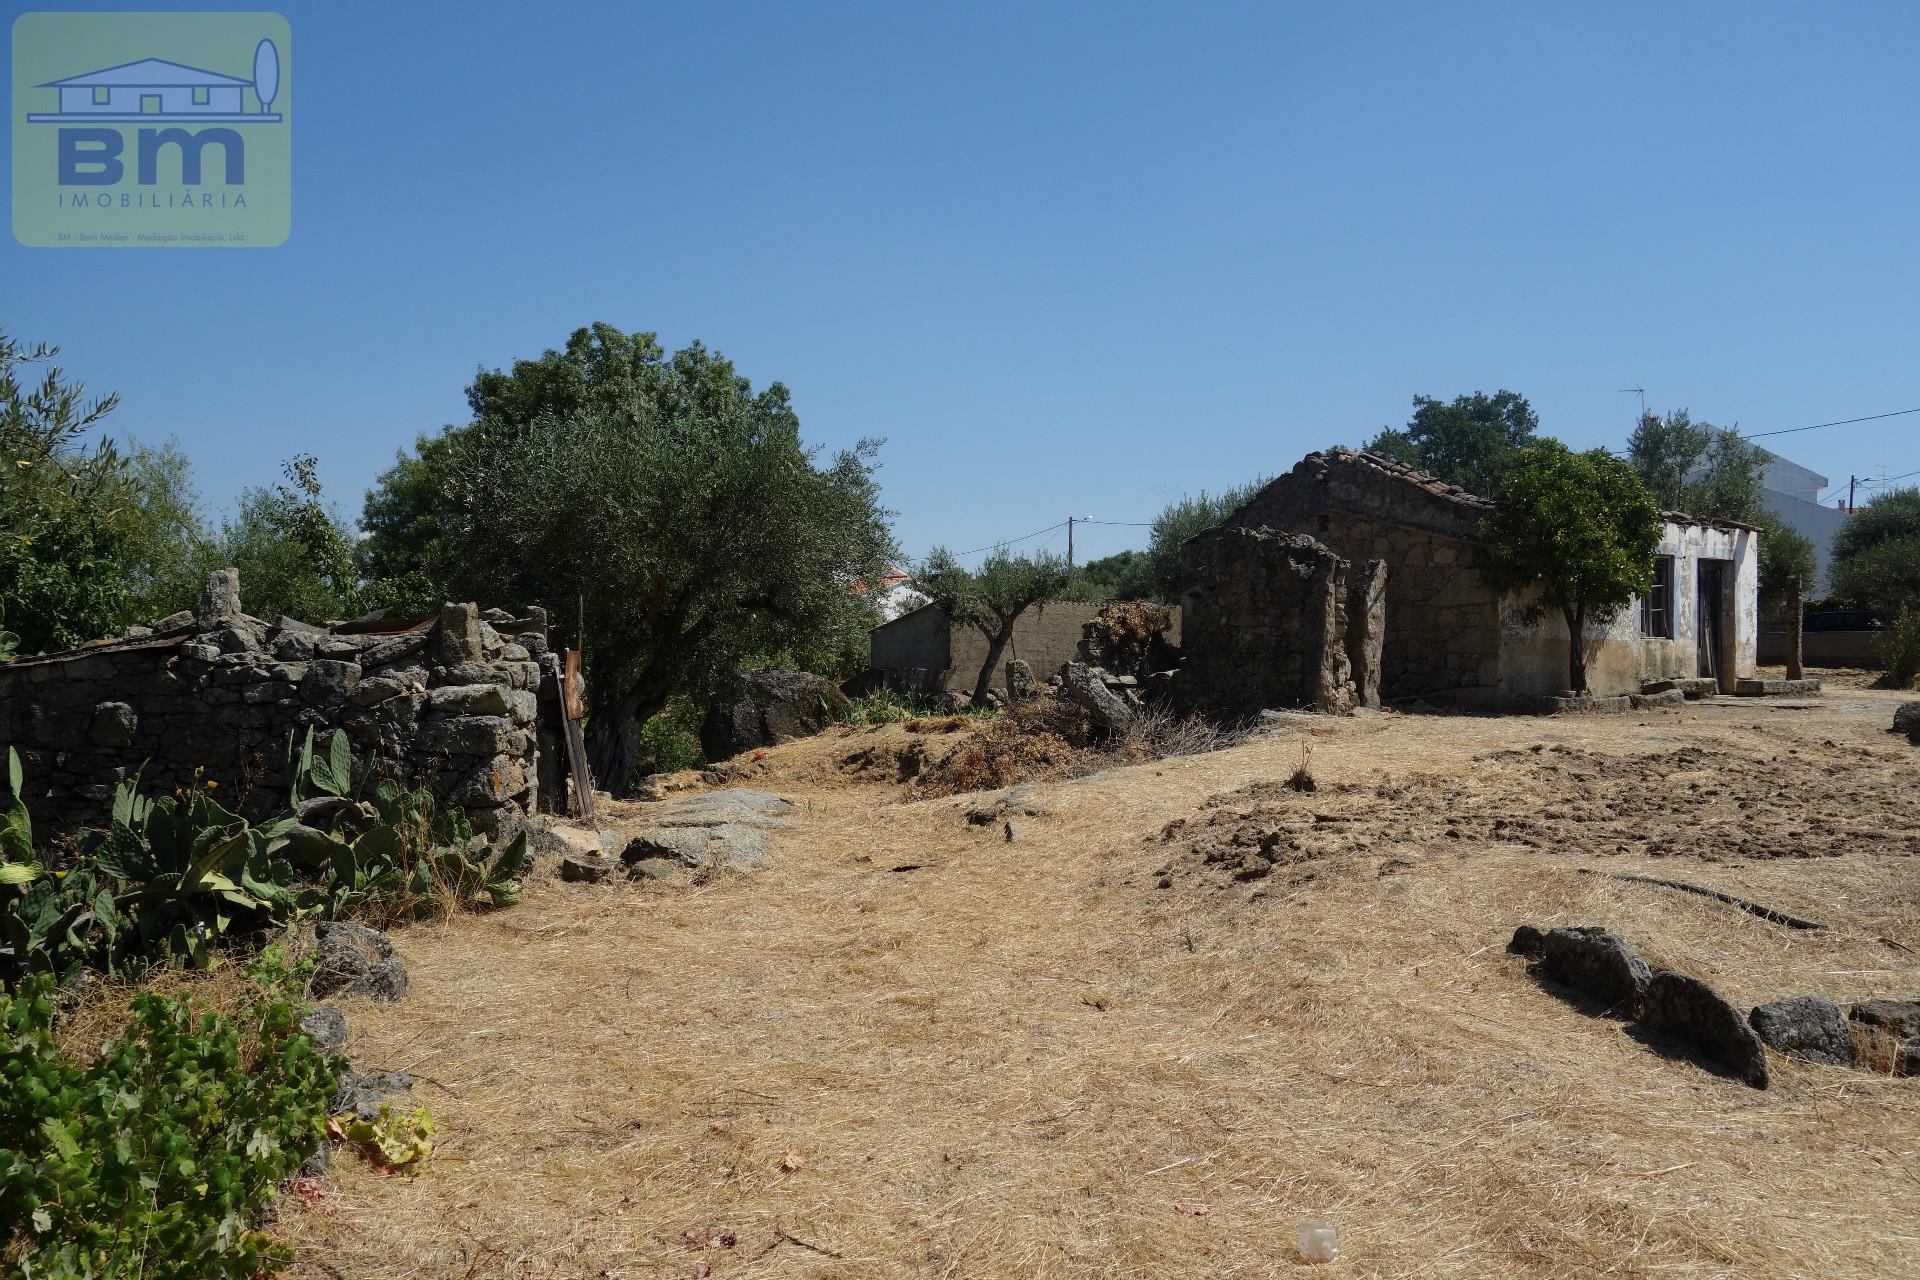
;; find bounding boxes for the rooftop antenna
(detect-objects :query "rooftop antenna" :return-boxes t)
[1618,387,1646,428]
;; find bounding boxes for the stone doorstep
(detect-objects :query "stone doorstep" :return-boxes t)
[1541,694,1633,715]
[1733,678,1823,697]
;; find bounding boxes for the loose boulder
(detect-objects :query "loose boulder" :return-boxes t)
[1060,661,1135,734]
[1538,926,1651,1012]
[331,1069,415,1122]
[1849,999,1920,1075]
[1638,970,1769,1088]
[1894,702,1920,742]
[300,1005,348,1055]
[701,669,851,760]
[1749,995,1854,1067]
[309,920,409,1004]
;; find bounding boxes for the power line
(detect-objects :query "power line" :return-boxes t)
[1737,406,1920,442]
[950,520,1067,558]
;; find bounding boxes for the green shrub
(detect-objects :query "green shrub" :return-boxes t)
[2,730,525,983]
[637,699,705,773]
[1880,609,1920,689]
[0,954,341,1278]
[837,690,996,725]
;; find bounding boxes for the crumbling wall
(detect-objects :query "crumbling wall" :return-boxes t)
[1294,510,1499,700]
[1172,526,1359,716]
[0,570,549,835]
[1231,449,1502,702]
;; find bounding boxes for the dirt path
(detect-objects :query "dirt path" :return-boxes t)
[284,689,1920,1279]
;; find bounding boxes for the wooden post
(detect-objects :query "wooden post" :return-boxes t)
[1785,575,1804,681]
[558,649,596,822]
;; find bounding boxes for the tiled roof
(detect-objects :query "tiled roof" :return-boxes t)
[1315,447,1764,532]
[1659,510,1764,533]
[1312,447,1496,511]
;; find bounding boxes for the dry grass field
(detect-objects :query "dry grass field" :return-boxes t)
[281,682,1920,1279]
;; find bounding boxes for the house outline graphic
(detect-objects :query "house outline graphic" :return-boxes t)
[27,50,282,124]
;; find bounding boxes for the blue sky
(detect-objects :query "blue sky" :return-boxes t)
[8,1,1919,567]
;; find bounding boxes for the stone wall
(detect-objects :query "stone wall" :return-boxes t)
[1296,510,1500,699]
[1232,450,1502,701]
[0,570,550,835]
[870,601,1182,695]
[1172,525,1378,716]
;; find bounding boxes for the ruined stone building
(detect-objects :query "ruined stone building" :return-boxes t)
[1196,448,1759,707]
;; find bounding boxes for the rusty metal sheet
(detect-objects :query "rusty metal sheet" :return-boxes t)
[562,649,587,721]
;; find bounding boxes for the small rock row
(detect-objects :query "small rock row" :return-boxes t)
[1509,924,1920,1088]
[559,787,797,884]
[296,920,419,1176]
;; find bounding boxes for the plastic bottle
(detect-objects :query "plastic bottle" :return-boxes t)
[1297,1216,1338,1264]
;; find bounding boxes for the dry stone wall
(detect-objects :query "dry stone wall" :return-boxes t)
[1172,525,1379,716]
[0,571,550,835]
[1232,450,1502,701]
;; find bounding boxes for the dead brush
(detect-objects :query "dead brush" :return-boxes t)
[1107,702,1250,763]
[1287,740,1316,792]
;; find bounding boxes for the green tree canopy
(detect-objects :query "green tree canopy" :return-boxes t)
[1479,442,1662,692]
[216,454,363,623]
[0,332,211,654]
[1365,390,1541,495]
[1138,479,1267,603]
[1625,409,1713,508]
[913,549,1071,703]
[1626,415,1816,612]
[1831,486,1920,617]
[361,324,896,794]
[1070,549,1152,602]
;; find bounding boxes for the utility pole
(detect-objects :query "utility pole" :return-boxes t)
[1848,475,1857,512]
[1066,515,1092,571]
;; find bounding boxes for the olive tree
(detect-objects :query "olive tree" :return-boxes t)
[1478,442,1662,693]
[364,325,896,795]
[914,549,1071,703]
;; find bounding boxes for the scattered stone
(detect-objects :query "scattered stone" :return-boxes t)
[965,784,1050,826]
[1848,999,1920,1075]
[331,1069,414,1122]
[1507,924,1546,956]
[300,1005,348,1055]
[1893,702,1920,742]
[151,609,196,633]
[1629,688,1685,710]
[1060,661,1134,734]
[1003,819,1020,842]
[310,921,409,1004]
[560,853,615,883]
[1674,678,1719,699]
[1006,658,1037,700]
[1638,970,1769,1088]
[1749,996,1854,1067]
[700,669,851,759]
[1537,926,1651,1011]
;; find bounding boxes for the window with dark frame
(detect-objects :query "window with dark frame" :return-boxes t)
[1641,556,1674,638]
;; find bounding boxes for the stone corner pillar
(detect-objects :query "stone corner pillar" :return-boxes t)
[434,601,483,664]
[1346,558,1388,709]
[196,568,242,624]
